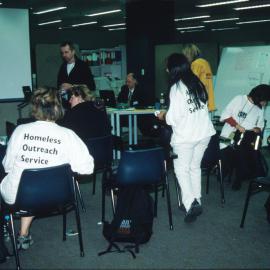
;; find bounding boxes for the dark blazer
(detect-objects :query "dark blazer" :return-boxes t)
[57,57,96,91]
[58,101,111,141]
[117,85,144,107]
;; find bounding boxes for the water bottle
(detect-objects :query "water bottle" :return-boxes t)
[160,93,165,109]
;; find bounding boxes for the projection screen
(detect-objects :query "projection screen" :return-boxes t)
[0,8,32,101]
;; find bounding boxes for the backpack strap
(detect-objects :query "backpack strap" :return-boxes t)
[98,241,121,256]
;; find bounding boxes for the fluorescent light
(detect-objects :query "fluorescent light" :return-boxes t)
[72,21,97,27]
[86,9,121,17]
[33,6,67,14]
[176,25,205,30]
[102,23,125,27]
[174,15,210,21]
[234,3,270,10]
[196,0,249,8]
[211,27,239,31]
[108,27,126,31]
[0,2,2,5]
[237,19,270,24]
[180,29,205,33]
[203,17,239,23]
[38,20,62,26]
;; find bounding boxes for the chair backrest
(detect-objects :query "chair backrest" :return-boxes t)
[0,145,7,180]
[116,147,165,185]
[5,121,16,140]
[201,133,220,168]
[14,164,74,213]
[84,135,113,171]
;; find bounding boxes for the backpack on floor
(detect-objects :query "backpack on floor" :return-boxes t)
[98,185,154,258]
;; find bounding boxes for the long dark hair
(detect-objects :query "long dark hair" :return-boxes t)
[167,53,208,109]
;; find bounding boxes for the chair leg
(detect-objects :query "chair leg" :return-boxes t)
[162,183,165,198]
[74,204,84,257]
[218,160,225,205]
[164,161,173,230]
[101,182,106,222]
[9,214,20,270]
[165,177,173,230]
[63,208,67,241]
[174,174,182,209]
[240,181,253,228]
[110,189,116,215]
[154,184,158,217]
[206,168,210,194]
[92,173,96,195]
[76,180,86,213]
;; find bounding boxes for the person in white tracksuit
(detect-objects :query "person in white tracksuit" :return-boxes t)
[157,53,215,223]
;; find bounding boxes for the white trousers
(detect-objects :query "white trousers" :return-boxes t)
[172,136,211,211]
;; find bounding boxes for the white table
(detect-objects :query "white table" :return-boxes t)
[107,108,159,158]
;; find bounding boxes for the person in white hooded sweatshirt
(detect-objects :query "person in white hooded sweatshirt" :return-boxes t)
[157,53,215,223]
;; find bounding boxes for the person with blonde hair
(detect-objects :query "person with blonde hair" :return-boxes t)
[182,44,215,112]
[0,86,94,250]
[59,84,111,140]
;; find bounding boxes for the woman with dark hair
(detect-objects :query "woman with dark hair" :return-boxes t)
[157,53,215,223]
[220,84,270,190]
[0,87,94,251]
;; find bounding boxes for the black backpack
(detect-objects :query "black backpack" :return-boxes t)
[98,185,154,258]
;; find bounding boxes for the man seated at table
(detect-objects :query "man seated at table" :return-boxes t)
[118,73,160,139]
[118,73,144,108]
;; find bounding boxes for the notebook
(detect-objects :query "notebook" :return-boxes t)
[99,90,117,108]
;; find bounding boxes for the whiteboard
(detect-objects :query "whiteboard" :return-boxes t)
[0,9,32,101]
[215,46,270,123]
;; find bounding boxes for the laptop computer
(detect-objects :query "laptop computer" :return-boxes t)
[99,90,117,108]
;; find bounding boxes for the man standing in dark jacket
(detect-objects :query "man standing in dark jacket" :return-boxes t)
[57,41,96,91]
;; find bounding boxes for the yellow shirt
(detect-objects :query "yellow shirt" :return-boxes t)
[191,58,215,111]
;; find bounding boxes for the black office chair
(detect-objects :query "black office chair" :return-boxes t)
[84,135,113,221]
[201,133,225,205]
[104,147,173,230]
[84,135,113,194]
[3,164,84,270]
[240,177,270,228]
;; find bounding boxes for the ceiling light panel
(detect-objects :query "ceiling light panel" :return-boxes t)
[102,23,125,27]
[237,19,270,24]
[33,6,67,15]
[86,9,121,17]
[72,22,97,27]
[38,20,62,26]
[174,15,210,21]
[176,25,205,30]
[180,29,205,33]
[211,27,239,30]
[108,27,126,31]
[203,17,239,22]
[196,0,249,8]
[234,3,270,10]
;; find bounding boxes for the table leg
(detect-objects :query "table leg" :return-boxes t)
[116,113,121,159]
[134,115,138,145]
[128,114,133,146]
